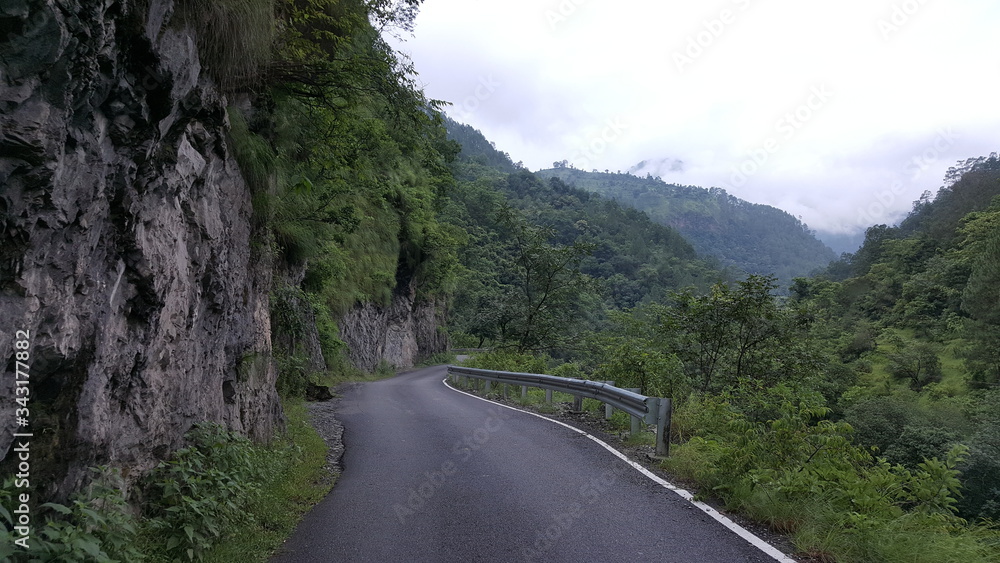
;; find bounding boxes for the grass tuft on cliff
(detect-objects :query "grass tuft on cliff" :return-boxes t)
[180,0,276,92]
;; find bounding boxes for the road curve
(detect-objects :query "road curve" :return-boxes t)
[271,365,792,563]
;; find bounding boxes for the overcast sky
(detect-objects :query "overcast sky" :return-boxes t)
[388,0,1000,236]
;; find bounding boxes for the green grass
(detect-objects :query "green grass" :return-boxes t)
[624,430,655,447]
[182,0,275,91]
[499,386,575,407]
[792,508,1000,563]
[198,400,333,562]
[659,403,1000,563]
[581,397,604,414]
[937,337,970,396]
[228,106,277,234]
[858,329,971,397]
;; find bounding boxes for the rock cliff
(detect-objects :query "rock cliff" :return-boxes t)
[0,0,451,502]
[0,0,281,499]
[338,280,448,373]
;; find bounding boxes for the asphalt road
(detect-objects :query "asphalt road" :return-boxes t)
[271,365,792,563]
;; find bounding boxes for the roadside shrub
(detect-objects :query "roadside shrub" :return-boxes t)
[882,424,960,468]
[143,423,262,561]
[463,350,548,374]
[663,392,1000,562]
[375,360,396,379]
[275,352,313,397]
[594,339,687,398]
[551,361,585,380]
[843,395,913,456]
[0,467,142,562]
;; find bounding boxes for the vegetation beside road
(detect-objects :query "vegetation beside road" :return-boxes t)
[1,400,331,562]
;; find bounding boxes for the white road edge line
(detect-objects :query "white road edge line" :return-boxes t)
[442,377,798,563]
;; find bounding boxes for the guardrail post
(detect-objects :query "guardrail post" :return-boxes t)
[521,385,528,398]
[545,389,552,403]
[572,395,582,412]
[604,381,614,419]
[502,383,508,399]
[655,398,672,458]
[628,388,641,436]
[484,380,492,393]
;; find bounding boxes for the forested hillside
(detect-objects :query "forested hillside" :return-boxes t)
[536,167,837,285]
[444,118,520,173]
[793,153,1000,519]
[441,119,723,350]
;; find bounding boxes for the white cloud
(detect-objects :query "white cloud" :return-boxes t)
[391,0,1000,234]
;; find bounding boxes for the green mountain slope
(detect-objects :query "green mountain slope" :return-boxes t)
[536,167,837,285]
[798,154,1000,521]
[441,118,723,349]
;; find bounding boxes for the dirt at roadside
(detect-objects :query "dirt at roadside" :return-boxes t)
[305,394,346,488]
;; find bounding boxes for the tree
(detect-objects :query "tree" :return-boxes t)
[957,391,1000,519]
[850,224,896,277]
[450,205,596,352]
[592,310,688,397]
[961,220,1000,325]
[661,275,815,392]
[959,209,1000,387]
[495,208,595,352]
[885,335,943,391]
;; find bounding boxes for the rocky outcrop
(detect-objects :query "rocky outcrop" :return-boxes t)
[272,266,327,377]
[0,0,281,499]
[339,282,447,373]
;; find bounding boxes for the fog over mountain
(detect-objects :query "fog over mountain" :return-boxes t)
[391,0,1000,236]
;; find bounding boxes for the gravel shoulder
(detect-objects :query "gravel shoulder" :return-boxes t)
[304,394,346,488]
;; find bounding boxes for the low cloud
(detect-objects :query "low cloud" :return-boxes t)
[392,0,1000,236]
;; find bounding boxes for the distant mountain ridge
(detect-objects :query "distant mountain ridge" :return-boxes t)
[536,167,837,284]
[442,116,836,286]
[441,115,721,312]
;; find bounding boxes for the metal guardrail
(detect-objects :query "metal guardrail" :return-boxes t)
[446,365,672,457]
